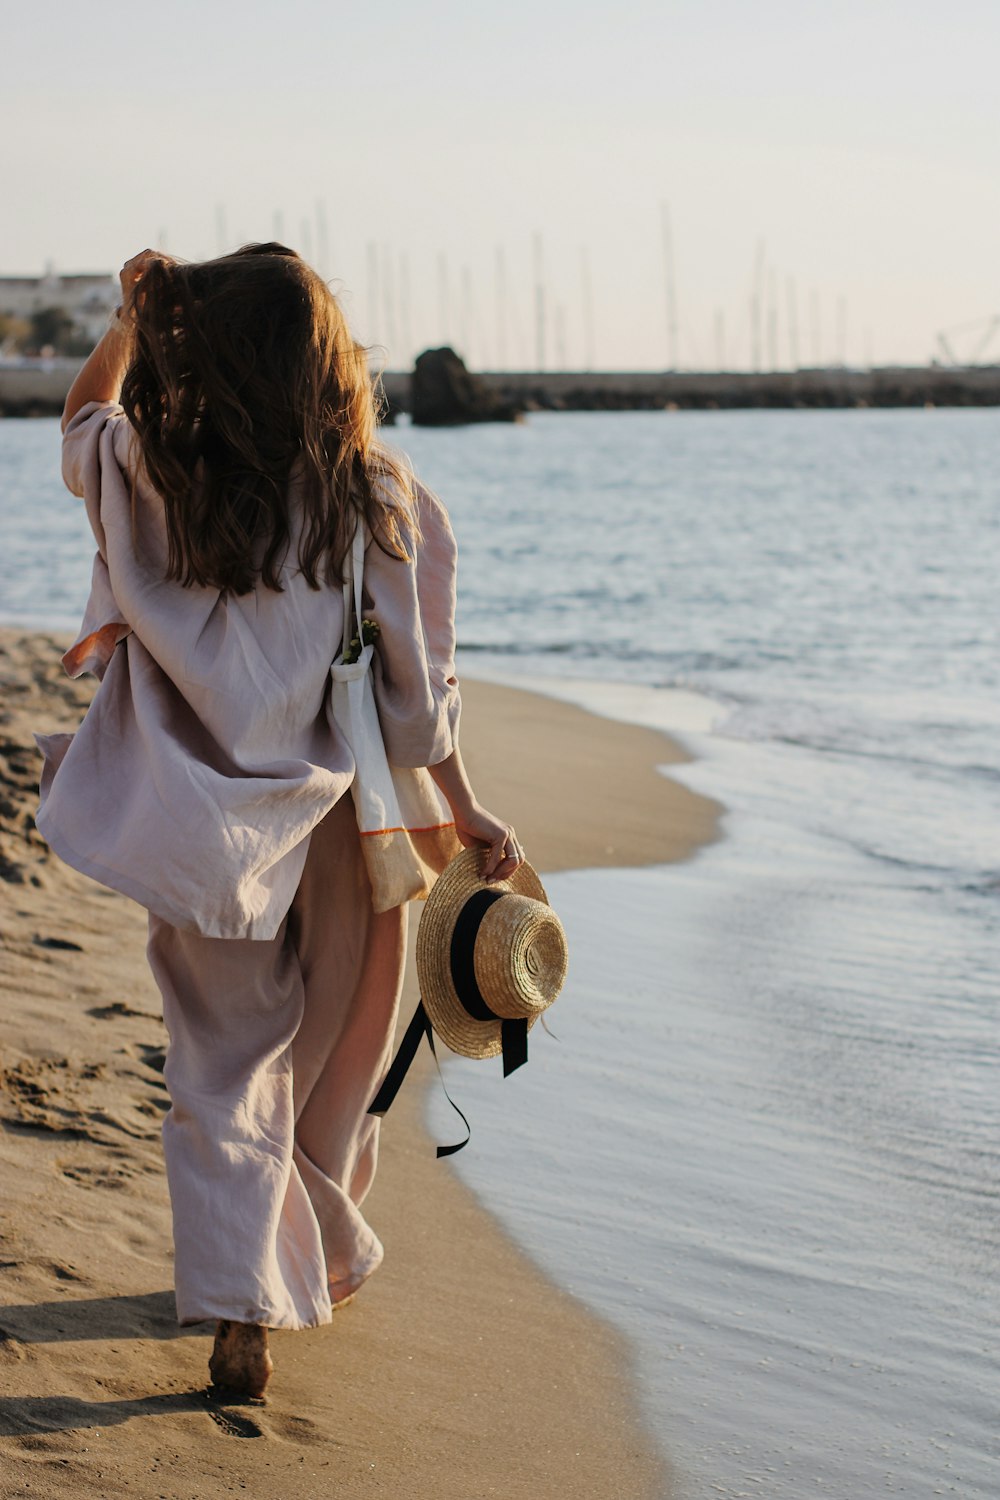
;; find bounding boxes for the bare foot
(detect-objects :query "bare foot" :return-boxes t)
[208,1320,273,1401]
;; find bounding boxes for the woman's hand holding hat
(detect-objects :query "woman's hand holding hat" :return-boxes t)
[453,803,523,883]
[369,841,568,1150]
[427,744,524,884]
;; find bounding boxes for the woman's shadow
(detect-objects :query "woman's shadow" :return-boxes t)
[0,1388,264,1440]
[0,1288,201,1346]
[0,1290,265,1438]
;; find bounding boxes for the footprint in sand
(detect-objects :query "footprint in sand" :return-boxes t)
[203,1401,325,1444]
[51,1263,85,1282]
[0,1055,164,1144]
[87,1000,160,1022]
[58,1160,136,1191]
[266,1412,326,1446]
[203,1395,267,1440]
[0,1326,27,1363]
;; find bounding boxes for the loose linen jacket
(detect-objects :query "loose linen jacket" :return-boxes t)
[35,400,461,939]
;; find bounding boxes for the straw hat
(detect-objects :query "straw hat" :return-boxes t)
[416,846,569,1063]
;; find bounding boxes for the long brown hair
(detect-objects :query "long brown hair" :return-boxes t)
[119,243,412,594]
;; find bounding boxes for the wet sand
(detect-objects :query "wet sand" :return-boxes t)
[0,629,719,1499]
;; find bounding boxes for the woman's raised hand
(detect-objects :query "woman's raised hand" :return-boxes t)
[119,249,174,316]
[453,802,525,883]
[63,252,174,426]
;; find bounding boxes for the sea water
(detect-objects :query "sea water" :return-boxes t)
[2,410,998,1497]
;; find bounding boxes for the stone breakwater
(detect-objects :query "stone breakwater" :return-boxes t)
[5,358,1000,417]
[387,364,1000,413]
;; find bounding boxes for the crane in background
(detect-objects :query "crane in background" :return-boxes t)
[935,314,1000,366]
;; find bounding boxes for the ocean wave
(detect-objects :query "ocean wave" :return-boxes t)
[457,639,746,674]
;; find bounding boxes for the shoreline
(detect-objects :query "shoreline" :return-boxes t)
[0,628,720,1498]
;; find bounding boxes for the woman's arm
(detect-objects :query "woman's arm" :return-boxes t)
[428,744,523,884]
[61,248,171,432]
[60,319,131,432]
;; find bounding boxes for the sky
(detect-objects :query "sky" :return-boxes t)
[4,0,1000,370]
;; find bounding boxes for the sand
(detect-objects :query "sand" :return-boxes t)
[0,628,720,1499]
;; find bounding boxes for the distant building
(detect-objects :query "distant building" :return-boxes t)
[0,269,117,344]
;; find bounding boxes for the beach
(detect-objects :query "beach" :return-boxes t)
[0,628,719,1499]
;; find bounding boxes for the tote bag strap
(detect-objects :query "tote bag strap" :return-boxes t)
[340,517,368,659]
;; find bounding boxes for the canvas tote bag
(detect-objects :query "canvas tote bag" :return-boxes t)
[329,521,461,913]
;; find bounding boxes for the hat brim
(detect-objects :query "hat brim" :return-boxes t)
[416,846,551,1060]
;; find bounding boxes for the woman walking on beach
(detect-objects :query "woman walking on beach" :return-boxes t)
[36,245,524,1400]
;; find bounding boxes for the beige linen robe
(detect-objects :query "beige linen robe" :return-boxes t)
[37,400,462,938]
[36,400,462,1326]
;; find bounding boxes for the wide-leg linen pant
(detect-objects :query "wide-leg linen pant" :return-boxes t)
[146,793,407,1330]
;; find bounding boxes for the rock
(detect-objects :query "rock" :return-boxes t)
[411,347,524,426]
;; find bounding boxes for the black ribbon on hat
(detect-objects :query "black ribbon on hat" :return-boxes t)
[449,889,530,1076]
[368,888,530,1157]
